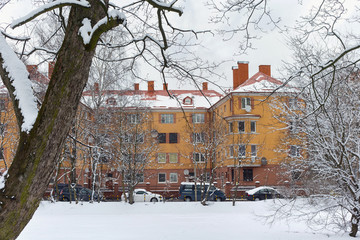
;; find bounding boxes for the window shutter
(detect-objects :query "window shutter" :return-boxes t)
[173,114,176,123]
[190,113,193,124]
[178,152,180,162]
[238,97,242,109]
[159,114,162,123]
[177,133,180,143]
[166,153,169,163]
[251,98,254,109]
[204,113,208,123]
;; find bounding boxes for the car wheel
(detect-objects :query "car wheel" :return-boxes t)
[150,198,158,202]
[216,197,221,202]
[255,197,260,201]
[185,197,191,202]
[62,197,69,201]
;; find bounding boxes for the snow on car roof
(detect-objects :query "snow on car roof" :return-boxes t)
[246,186,276,195]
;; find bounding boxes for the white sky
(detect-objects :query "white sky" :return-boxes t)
[0,0,357,92]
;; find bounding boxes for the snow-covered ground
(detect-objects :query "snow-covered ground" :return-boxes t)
[17,200,349,240]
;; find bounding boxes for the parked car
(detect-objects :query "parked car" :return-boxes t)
[245,186,282,201]
[121,189,163,202]
[59,186,102,201]
[178,182,226,202]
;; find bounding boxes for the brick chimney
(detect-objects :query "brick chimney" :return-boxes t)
[259,65,271,76]
[148,81,154,92]
[48,61,55,79]
[134,83,139,91]
[163,83,168,91]
[202,82,208,91]
[233,61,249,90]
[94,83,99,92]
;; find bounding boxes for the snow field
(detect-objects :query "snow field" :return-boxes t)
[17,200,350,240]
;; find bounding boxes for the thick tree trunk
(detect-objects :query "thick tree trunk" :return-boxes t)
[0,2,111,239]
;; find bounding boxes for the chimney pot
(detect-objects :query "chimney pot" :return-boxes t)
[259,65,271,76]
[148,81,154,92]
[233,61,249,89]
[94,83,99,92]
[202,82,208,91]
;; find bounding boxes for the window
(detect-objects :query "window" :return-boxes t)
[158,153,166,163]
[241,97,251,109]
[183,97,192,105]
[161,114,174,123]
[238,121,245,133]
[290,145,301,157]
[229,146,234,157]
[243,169,253,181]
[170,173,178,183]
[158,173,166,183]
[158,133,166,143]
[193,132,205,143]
[135,134,144,143]
[238,145,246,158]
[193,152,205,162]
[251,145,257,157]
[250,121,256,133]
[169,153,178,163]
[229,122,233,133]
[137,173,144,183]
[127,114,139,124]
[289,120,298,133]
[106,98,116,105]
[192,113,205,123]
[169,133,178,143]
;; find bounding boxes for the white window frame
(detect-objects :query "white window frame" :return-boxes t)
[128,114,139,124]
[169,153,178,163]
[251,145,257,157]
[169,173,178,183]
[238,145,246,158]
[229,122,234,133]
[161,114,174,123]
[241,97,251,109]
[192,113,205,123]
[193,152,205,163]
[157,153,166,163]
[290,145,301,157]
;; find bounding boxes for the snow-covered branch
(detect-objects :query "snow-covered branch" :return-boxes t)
[79,9,126,49]
[0,35,38,133]
[11,0,91,29]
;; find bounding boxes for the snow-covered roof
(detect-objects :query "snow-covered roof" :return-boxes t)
[82,89,223,110]
[232,72,297,94]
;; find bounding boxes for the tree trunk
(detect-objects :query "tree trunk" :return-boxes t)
[0,2,111,239]
[350,213,359,237]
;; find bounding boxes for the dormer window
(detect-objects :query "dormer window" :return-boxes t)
[107,97,116,105]
[183,97,192,105]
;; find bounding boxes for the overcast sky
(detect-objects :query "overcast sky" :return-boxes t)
[1,0,357,92]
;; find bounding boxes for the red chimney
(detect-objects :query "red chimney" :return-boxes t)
[94,83,99,92]
[134,83,139,91]
[259,65,271,76]
[233,61,249,89]
[202,82,208,91]
[48,61,55,79]
[163,83,168,91]
[148,81,154,92]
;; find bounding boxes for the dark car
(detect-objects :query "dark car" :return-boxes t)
[59,186,102,201]
[246,186,282,201]
[179,182,226,202]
